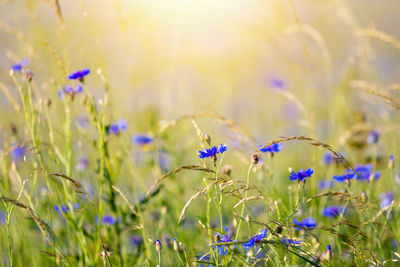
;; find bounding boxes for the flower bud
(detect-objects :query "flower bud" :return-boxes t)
[155,240,162,251]
[252,154,259,164]
[173,239,179,251]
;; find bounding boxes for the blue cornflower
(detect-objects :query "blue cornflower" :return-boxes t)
[198,144,227,160]
[289,168,314,182]
[242,228,268,249]
[269,78,286,91]
[68,68,90,81]
[11,59,29,72]
[322,205,346,218]
[132,134,153,145]
[197,254,213,267]
[389,155,394,168]
[58,85,83,99]
[213,226,236,256]
[11,145,25,163]
[334,165,380,183]
[130,235,143,247]
[108,119,127,135]
[0,211,5,225]
[323,152,342,166]
[281,238,303,246]
[259,143,283,154]
[293,217,316,231]
[380,192,394,209]
[367,130,380,144]
[54,203,80,215]
[102,215,116,225]
[76,157,89,171]
[319,180,335,189]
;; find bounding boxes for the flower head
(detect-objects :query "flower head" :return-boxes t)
[242,228,268,249]
[68,68,91,81]
[54,203,80,216]
[130,235,143,247]
[269,78,286,91]
[322,205,346,218]
[11,145,26,163]
[293,217,317,231]
[259,143,283,154]
[11,59,29,73]
[213,226,236,256]
[319,180,334,189]
[198,144,227,160]
[132,134,153,145]
[289,168,314,182]
[102,215,117,225]
[334,165,380,183]
[380,192,394,209]
[58,85,83,99]
[108,119,127,135]
[367,130,380,144]
[0,211,6,225]
[281,238,303,246]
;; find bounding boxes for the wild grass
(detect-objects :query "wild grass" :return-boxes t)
[0,0,400,266]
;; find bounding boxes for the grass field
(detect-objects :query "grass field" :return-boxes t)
[0,0,400,266]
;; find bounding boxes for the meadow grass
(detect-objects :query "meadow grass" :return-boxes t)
[0,0,400,266]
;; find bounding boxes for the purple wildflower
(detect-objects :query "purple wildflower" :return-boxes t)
[132,134,153,145]
[102,215,116,225]
[11,59,29,72]
[214,226,236,256]
[108,119,127,135]
[289,168,314,182]
[242,228,268,248]
[322,205,346,218]
[198,144,227,160]
[281,238,303,246]
[293,217,317,231]
[380,192,394,209]
[259,143,283,154]
[68,68,90,81]
[11,145,26,163]
[319,180,335,189]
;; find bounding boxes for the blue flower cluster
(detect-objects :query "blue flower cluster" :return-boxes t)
[289,168,314,182]
[322,205,346,218]
[108,119,127,135]
[380,192,394,209]
[242,228,268,248]
[54,203,80,215]
[11,59,29,72]
[68,68,91,81]
[259,143,283,154]
[58,85,83,99]
[213,226,236,256]
[333,165,380,183]
[198,144,227,159]
[281,238,303,246]
[293,217,317,230]
[11,145,26,163]
[132,134,153,145]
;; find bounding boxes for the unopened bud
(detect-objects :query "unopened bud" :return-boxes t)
[252,154,259,164]
[155,240,162,251]
[203,133,211,146]
[173,239,179,251]
[25,70,34,82]
[361,191,367,202]
[44,97,52,106]
[274,225,283,234]
[222,165,232,176]
[327,244,332,261]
